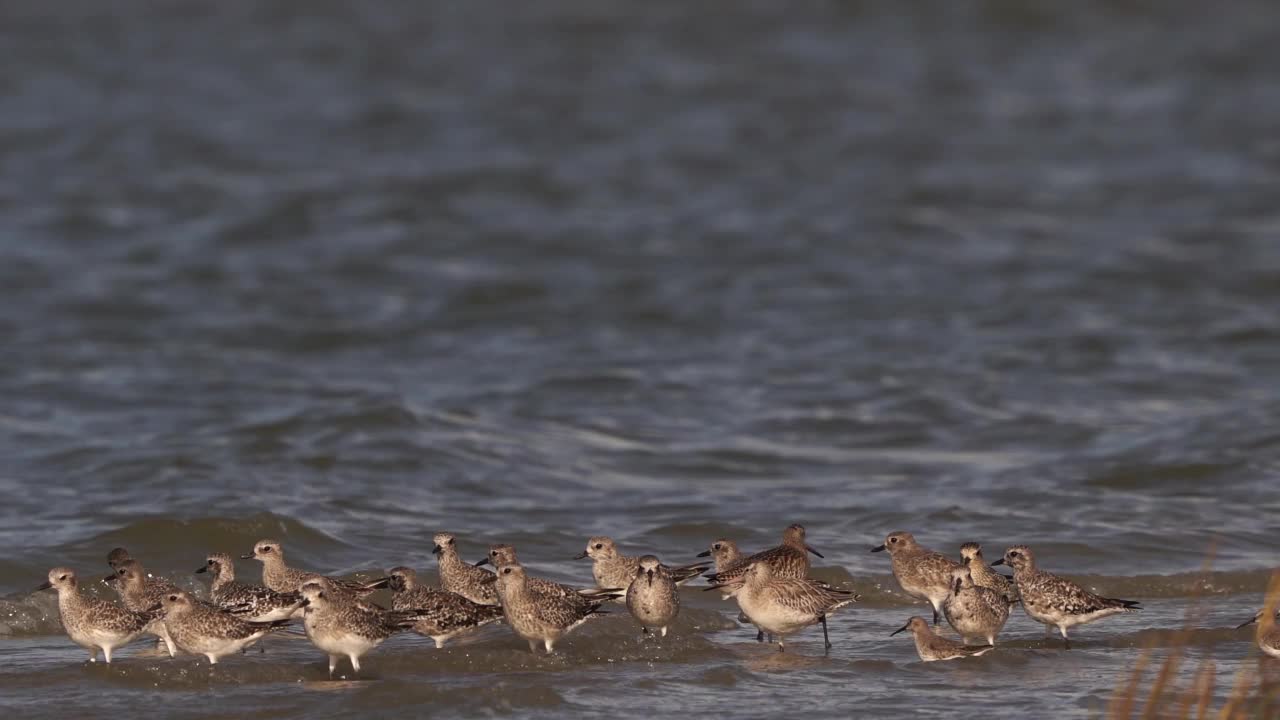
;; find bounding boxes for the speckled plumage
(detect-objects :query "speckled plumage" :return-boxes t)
[716,561,857,652]
[494,562,609,654]
[434,533,499,606]
[871,531,962,626]
[626,556,679,637]
[1238,609,1280,659]
[243,539,373,596]
[959,542,1019,605]
[197,553,305,622]
[159,590,291,663]
[703,525,819,594]
[299,580,417,677]
[697,539,745,601]
[892,616,993,662]
[578,537,709,598]
[369,566,504,648]
[105,559,180,657]
[995,545,1139,649]
[39,567,157,663]
[480,545,623,610]
[941,567,1010,645]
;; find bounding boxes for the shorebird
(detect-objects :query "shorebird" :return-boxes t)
[993,545,1139,649]
[433,532,499,606]
[494,562,610,654]
[871,531,962,626]
[37,567,157,663]
[626,556,679,637]
[157,590,292,664]
[941,566,1010,645]
[195,553,305,623]
[696,539,743,589]
[959,542,1018,604]
[576,537,708,597]
[477,544,623,609]
[104,559,178,657]
[298,579,418,677]
[242,539,374,596]
[363,566,504,648]
[1236,608,1280,659]
[709,561,857,652]
[892,616,994,662]
[703,526,827,643]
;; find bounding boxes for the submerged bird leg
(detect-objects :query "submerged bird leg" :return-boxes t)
[756,629,765,643]
[820,614,832,650]
[1060,627,1071,650]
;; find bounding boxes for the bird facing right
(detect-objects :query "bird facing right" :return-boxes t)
[711,561,857,652]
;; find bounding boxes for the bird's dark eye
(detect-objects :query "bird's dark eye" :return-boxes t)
[59,575,67,580]
[1010,551,1020,557]
[889,537,898,544]
[713,544,721,550]
[594,543,603,550]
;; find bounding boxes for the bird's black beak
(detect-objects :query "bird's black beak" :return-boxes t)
[475,557,491,567]
[34,581,52,592]
[364,577,391,590]
[102,573,118,585]
[194,566,207,574]
[991,559,1006,567]
[573,551,589,560]
[890,621,911,637]
[871,544,886,553]
[647,569,654,587]
[241,553,256,560]
[1236,614,1260,630]
[954,578,962,594]
[431,545,443,556]
[962,556,971,565]
[696,550,711,558]
[298,598,310,607]
[806,544,824,559]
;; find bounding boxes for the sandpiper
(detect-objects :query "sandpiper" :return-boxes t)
[993,545,1139,649]
[892,616,993,662]
[576,537,709,597]
[871,531,962,626]
[941,566,1010,646]
[364,566,504,648]
[709,561,857,652]
[959,542,1018,604]
[298,580,417,677]
[434,532,499,606]
[1237,609,1280,659]
[37,567,157,663]
[494,562,610,654]
[626,556,679,637]
[196,553,305,623]
[104,559,178,657]
[703,525,821,590]
[242,539,373,596]
[696,539,744,600]
[157,590,292,664]
[477,544,622,608]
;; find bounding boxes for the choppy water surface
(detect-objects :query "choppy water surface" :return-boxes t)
[3,1,1280,717]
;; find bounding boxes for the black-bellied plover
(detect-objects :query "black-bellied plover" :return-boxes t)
[993,545,1139,649]
[37,567,158,663]
[891,616,994,662]
[959,542,1018,604]
[196,553,305,623]
[494,562,610,654]
[104,558,178,657]
[157,590,292,664]
[433,532,499,606]
[871,531,962,626]
[298,580,416,677]
[242,539,373,596]
[941,566,1010,646]
[696,539,744,601]
[703,525,821,591]
[364,566,504,648]
[477,544,623,609]
[576,537,709,597]
[626,556,679,637]
[709,561,857,652]
[1237,609,1280,659]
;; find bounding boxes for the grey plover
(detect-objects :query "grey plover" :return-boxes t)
[941,566,1010,645]
[959,542,1019,604]
[37,567,157,663]
[993,545,1139,649]
[298,580,417,677]
[709,561,857,652]
[891,616,994,662]
[434,532,499,606]
[157,590,292,664]
[696,539,744,600]
[871,531,962,626]
[576,537,709,596]
[242,539,373,596]
[703,525,821,590]
[626,556,679,637]
[105,558,178,657]
[364,566,504,648]
[196,553,305,622]
[494,562,610,654]
[477,544,623,609]
[1235,608,1280,658]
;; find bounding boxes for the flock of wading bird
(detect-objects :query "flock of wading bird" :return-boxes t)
[31,525,1280,676]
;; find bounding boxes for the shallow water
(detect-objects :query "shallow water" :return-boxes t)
[2,1,1280,717]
